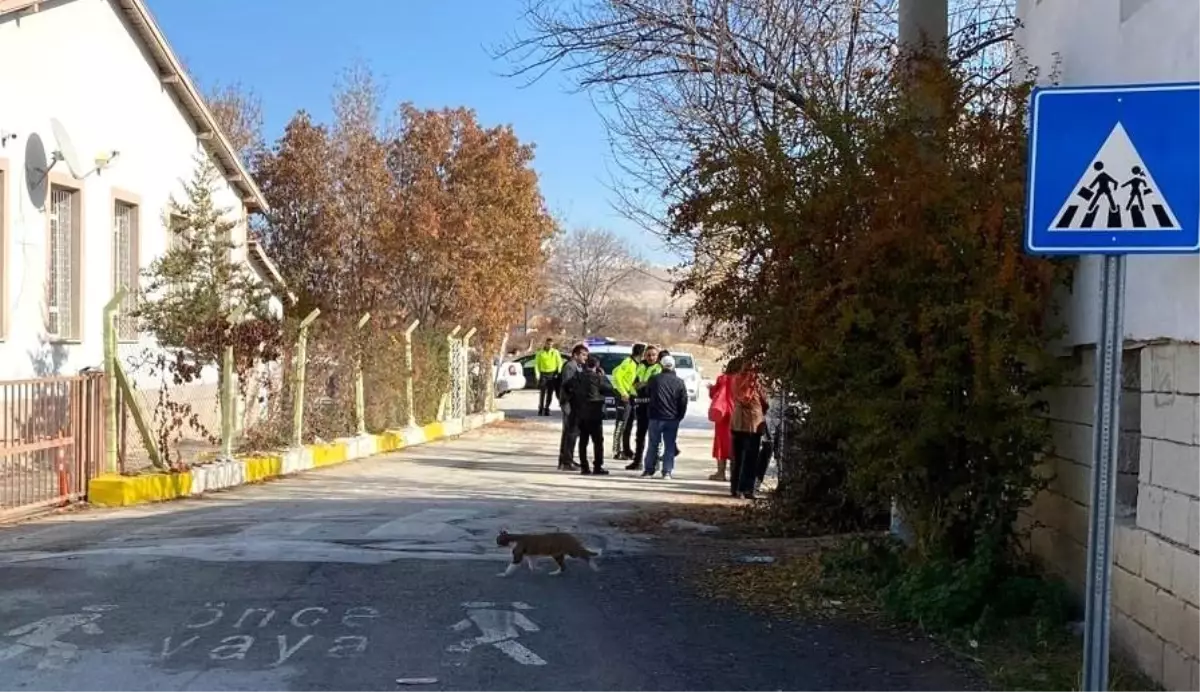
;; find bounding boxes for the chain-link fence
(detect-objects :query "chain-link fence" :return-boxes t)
[110,314,489,474]
[232,318,471,452]
[116,343,222,474]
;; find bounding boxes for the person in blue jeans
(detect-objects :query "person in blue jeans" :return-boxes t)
[640,355,689,479]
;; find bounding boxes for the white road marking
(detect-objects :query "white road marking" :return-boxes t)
[445,604,546,666]
[492,639,547,666]
[0,606,117,670]
[364,509,478,539]
[239,522,320,537]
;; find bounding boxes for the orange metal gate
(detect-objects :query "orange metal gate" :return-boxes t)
[0,373,105,521]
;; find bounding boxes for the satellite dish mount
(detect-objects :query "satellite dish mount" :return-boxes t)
[36,118,118,182]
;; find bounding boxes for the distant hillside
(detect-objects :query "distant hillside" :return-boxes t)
[514,263,727,355]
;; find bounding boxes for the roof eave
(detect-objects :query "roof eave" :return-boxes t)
[115,0,270,214]
[248,240,297,305]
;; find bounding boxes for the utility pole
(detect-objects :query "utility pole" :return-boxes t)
[898,0,948,56]
[891,0,948,546]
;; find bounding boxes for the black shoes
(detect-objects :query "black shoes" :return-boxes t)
[558,462,580,471]
[580,466,593,475]
[593,468,610,476]
[624,460,643,471]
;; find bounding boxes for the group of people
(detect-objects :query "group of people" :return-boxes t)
[706,357,771,500]
[533,340,688,479]
[532,339,773,499]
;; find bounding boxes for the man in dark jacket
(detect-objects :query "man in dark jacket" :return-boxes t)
[556,343,589,470]
[564,356,617,475]
[641,355,688,479]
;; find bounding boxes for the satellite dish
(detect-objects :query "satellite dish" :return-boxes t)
[50,118,87,179]
[24,133,48,208]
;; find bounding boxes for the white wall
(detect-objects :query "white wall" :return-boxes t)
[0,0,258,384]
[1017,0,1200,345]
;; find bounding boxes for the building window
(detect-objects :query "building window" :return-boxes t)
[47,185,81,340]
[113,201,139,341]
[168,213,187,252]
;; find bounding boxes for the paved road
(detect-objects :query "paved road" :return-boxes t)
[0,392,974,690]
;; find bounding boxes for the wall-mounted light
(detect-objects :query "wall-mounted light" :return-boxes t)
[93,150,120,174]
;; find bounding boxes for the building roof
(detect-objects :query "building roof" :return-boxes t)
[0,0,269,214]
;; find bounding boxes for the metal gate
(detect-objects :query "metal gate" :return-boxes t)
[0,374,105,521]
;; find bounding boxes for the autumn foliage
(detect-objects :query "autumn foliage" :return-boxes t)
[196,68,556,442]
[669,55,1071,562]
[253,70,555,347]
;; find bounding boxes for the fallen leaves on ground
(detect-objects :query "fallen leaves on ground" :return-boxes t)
[692,551,880,621]
[610,504,1160,691]
[610,503,753,536]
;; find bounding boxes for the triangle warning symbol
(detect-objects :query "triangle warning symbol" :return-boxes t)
[1049,122,1181,232]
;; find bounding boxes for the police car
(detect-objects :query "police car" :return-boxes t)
[580,337,635,418]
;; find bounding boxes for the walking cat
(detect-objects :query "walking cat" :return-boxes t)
[495,530,601,577]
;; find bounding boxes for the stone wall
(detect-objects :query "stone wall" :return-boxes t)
[1024,340,1198,691]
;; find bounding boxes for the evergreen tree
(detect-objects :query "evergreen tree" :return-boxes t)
[135,154,274,370]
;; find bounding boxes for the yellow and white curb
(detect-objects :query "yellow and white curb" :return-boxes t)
[88,411,505,508]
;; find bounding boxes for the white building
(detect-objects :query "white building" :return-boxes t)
[1017,1,1199,689]
[0,0,288,385]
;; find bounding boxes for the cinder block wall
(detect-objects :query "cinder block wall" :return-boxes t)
[1024,341,1199,691]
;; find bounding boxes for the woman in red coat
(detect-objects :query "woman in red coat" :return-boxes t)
[706,359,739,482]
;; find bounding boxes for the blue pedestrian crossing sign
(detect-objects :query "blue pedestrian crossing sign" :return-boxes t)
[1025,82,1200,255]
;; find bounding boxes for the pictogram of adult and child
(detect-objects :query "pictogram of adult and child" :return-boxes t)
[1083,161,1152,214]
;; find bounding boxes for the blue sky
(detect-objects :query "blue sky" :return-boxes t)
[146,0,675,263]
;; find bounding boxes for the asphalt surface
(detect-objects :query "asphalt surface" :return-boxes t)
[0,392,976,691]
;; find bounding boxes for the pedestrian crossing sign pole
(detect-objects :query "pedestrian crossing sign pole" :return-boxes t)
[1024,82,1200,692]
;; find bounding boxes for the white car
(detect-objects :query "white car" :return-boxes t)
[493,358,527,398]
[668,351,702,401]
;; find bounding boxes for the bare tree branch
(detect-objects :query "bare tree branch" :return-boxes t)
[545,227,643,335]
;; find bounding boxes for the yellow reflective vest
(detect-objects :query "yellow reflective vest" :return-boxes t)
[612,357,638,398]
[534,348,563,377]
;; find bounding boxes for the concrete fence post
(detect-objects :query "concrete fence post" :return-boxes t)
[102,288,127,475]
[219,308,246,461]
[404,319,420,429]
[355,312,371,436]
[291,308,321,448]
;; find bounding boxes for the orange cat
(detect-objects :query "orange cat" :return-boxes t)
[495,530,601,577]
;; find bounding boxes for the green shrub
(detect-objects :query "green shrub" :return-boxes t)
[822,535,1075,644]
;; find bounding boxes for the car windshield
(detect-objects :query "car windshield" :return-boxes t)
[594,352,628,374]
[672,355,695,369]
